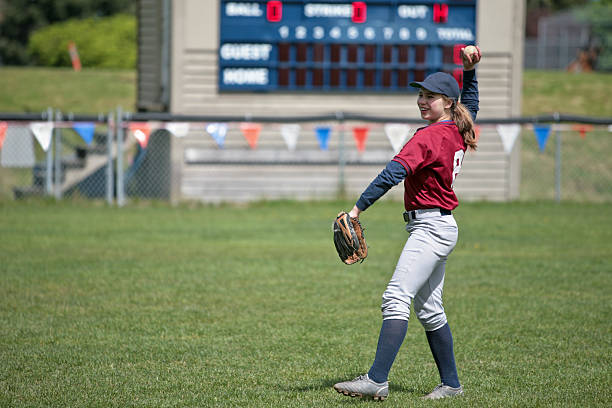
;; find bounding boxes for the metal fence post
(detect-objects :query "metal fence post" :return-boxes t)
[554,112,562,203]
[54,110,63,200]
[336,111,346,197]
[45,107,53,195]
[106,111,114,205]
[116,106,125,207]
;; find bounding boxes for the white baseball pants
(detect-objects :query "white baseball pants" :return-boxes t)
[381,214,458,331]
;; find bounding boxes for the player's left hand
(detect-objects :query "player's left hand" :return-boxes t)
[333,211,368,265]
[348,205,361,220]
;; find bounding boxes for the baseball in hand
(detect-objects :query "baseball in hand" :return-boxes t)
[462,45,481,69]
[464,45,478,55]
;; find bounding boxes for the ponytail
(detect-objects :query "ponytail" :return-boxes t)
[446,98,477,150]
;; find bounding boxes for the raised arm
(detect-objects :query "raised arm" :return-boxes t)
[460,46,482,121]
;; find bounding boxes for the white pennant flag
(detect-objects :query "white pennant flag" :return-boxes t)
[280,124,300,151]
[496,124,521,154]
[165,122,190,137]
[384,123,410,153]
[29,122,54,152]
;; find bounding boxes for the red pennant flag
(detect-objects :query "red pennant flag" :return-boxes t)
[571,124,593,139]
[352,126,369,153]
[474,125,481,144]
[240,123,261,149]
[129,122,151,148]
[0,122,7,149]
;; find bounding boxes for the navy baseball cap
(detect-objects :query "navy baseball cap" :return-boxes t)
[410,72,460,100]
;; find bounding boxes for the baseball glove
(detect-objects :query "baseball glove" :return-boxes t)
[333,211,367,265]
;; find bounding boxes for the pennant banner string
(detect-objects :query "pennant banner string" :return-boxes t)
[29,122,54,152]
[315,126,331,151]
[384,123,410,153]
[166,122,190,138]
[206,123,227,148]
[0,122,7,150]
[533,125,552,153]
[473,125,481,145]
[280,124,300,152]
[352,126,369,153]
[571,124,593,139]
[73,122,95,145]
[496,124,521,154]
[129,122,151,148]
[240,123,261,149]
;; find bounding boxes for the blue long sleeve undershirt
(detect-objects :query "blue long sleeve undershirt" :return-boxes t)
[355,160,407,210]
[461,69,479,122]
[355,69,479,212]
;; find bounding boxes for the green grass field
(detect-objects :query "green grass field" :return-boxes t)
[1,200,611,407]
[0,67,610,116]
[0,67,135,113]
[522,70,612,117]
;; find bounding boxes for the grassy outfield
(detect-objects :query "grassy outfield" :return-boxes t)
[1,200,610,407]
[522,70,612,117]
[0,67,135,113]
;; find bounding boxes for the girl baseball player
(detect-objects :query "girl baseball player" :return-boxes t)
[333,46,482,401]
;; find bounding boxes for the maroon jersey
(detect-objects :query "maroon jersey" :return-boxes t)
[392,121,466,211]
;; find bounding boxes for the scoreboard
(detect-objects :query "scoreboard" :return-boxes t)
[219,1,477,92]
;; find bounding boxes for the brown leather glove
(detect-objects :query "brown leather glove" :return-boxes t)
[333,212,367,265]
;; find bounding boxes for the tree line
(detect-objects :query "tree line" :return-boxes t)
[0,0,135,65]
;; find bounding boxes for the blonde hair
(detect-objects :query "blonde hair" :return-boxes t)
[444,96,477,151]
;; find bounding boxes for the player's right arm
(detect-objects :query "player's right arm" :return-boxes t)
[460,46,481,121]
[461,70,479,121]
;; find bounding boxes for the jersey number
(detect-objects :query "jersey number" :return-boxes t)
[452,150,465,189]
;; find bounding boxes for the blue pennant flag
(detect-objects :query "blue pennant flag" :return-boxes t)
[315,126,331,150]
[73,122,95,145]
[533,125,551,152]
[206,123,227,148]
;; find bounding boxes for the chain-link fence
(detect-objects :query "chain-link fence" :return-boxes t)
[0,110,114,202]
[0,124,42,198]
[55,116,114,201]
[1,110,610,204]
[520,124,612,202]
[122,129,173,201]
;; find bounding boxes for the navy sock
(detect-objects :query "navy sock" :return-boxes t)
[425,323,460,388]
[367,319,408,383]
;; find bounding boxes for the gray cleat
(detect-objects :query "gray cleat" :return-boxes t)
[422,383,464,400]
[333,374,389,401]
